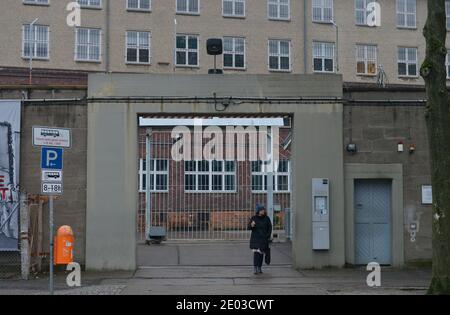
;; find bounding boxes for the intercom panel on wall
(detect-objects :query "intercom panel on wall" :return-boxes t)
[312,178,330,250]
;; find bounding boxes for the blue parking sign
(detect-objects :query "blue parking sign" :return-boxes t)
[41,147,63,170]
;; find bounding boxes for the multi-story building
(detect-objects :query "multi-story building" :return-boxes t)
[1,0,448,85]
[0,1,440,272]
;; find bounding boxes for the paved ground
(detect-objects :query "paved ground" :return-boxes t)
[0,241,432,295]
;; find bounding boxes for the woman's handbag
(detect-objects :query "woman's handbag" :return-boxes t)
[265,247,271,265]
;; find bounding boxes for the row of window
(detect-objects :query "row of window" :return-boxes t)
[21,25,429,77]
[138,160,291,193]
[25,0,450,30]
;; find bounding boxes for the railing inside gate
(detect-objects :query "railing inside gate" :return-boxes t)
[137,128,292,241]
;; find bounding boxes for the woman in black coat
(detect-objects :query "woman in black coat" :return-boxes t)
[248,204,272,275]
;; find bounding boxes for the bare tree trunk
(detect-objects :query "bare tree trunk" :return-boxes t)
[421,0,450,295]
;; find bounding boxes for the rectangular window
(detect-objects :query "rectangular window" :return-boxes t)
[313,41,334,73]
[396,0,416,28]
[184,160,236,192]
[312,0,333,23]
[268,39,291,71]
[139,159,169,192]
[355,0,371,25]
[251,160,291,193]
[23,0,49,5]
[126,31,151,64]
[398,47,418,77]
[75,28,101,62]
[223,37,245,69]
[223,0,245,17]
[22,24,49,59]
[356,44,377,75]
[176,34,199,67]
[268,0,290,20]
[77,0,102,8]
[446,50,450,78]
[127,0,151,11]
[446,1,450,30]
[176,0,200,14]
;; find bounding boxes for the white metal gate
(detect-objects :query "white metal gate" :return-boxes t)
[137,117,292,241]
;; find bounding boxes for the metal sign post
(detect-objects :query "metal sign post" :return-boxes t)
[33,126,71,296]
[49,195,54,295]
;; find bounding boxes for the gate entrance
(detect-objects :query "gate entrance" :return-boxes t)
[136,117,292,242]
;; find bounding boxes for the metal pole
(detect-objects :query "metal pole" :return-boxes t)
[331,20,339,73]
[28,18,38,85]
[145,128,152,241]
[267,127,274,228]
[49,195,54,295]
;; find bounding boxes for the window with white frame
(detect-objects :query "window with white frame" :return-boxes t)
[176,34,199,67]
[396,0,416,28]
[268,0,290,20]
[23,0,49,5]
[223,0,245,17]
[22,24,49,59]
[268,39,291,71]
[75,28,101,62]
[223,37,245,69]
[127,0,151,11]
[355,0,372,25]
[251,160,290,193]
[126,31,151,64]
[398,47,418,77]
[77,0,102,8]
[446,50,450,78]
[313,41,334,73]
[177,0,200,14]
[356,44,377,75]
[312,0,333,23]
[184,160,236,192]
[446,1,450,30]
[139,159,169,192]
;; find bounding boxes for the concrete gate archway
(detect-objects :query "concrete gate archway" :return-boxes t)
[85,74,345,271]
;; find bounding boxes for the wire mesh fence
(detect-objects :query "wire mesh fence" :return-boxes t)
[137,125,292,242]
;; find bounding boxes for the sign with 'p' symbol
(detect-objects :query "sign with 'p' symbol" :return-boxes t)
[41,147,64,170]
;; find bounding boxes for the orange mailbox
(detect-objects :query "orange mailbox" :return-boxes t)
[54,225,74,265]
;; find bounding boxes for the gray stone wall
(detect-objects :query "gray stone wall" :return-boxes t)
[343,103,432,263]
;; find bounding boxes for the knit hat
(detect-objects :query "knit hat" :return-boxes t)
[255,204,266,214]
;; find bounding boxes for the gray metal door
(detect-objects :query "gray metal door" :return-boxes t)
[354,179,392,265]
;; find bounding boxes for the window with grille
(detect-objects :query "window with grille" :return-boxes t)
[268,0,290,20]
[355,0,372,25]
[398,47,418,77]
[313,41,334,73]
[23,0,49,5]
[177,0,200,14]
[22,24,49,59]
[396,0,416,28]
[127,0,151,11]
[312,0,333,23]
[446,50,450,79]
[184,160,236,192]
[75,28,101,62]
[223,0,245,17]
[356,44,377,75]
[176,34,199,67]
[126,31,151,64]
[268,39,291,71]
[223,37,245,69]
[251,160,290,193]
[77,0,102,8]
[139,159,169,192]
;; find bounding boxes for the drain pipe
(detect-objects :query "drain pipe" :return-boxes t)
[303,0,308,74]
[105,0,111,73]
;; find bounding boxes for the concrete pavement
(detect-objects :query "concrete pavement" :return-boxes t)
[0,241,432,295]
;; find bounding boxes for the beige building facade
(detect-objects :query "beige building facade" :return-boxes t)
[1,0,448,85]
